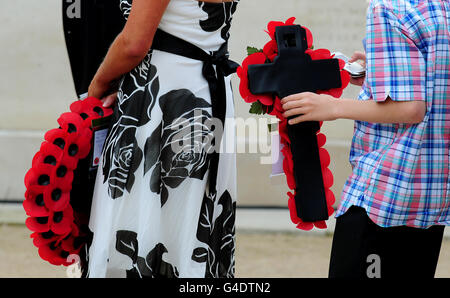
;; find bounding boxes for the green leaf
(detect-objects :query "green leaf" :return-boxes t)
[249,101,265,115]
[247,46,263,56]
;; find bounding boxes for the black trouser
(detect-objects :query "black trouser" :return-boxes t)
[329,206,445,279]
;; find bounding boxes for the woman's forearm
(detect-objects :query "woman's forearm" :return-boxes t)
[89,0,237,100]
[88,0,170,99]
[91,33,148,87]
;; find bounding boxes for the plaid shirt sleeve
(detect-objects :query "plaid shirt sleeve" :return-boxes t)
[365,4,427,103]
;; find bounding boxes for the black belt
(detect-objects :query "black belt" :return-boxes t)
[152,29,238,196]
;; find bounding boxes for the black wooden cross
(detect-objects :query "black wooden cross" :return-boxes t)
[248,25,342,222]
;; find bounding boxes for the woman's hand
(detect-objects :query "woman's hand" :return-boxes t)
[88,76,111,99]
[101,92,118,108]
[88,76,120,107]
[281,92,339,125]
[349,51,366,86]
[88,77,118,107]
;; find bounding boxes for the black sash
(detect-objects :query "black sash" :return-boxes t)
[151,29,239,196]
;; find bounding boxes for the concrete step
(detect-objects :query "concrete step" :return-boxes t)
[3,204,448,238]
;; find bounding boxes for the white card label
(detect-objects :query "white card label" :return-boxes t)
[271,133,285,177]
[92,128,108,168]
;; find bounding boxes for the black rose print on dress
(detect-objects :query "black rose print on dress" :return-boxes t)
[192,191,236,278]
[144,89,215,207]
[119,0,132,20]
[116,230,179,278]
[102,54,160,199]
[198,1,238,41]
[117,53,159,125]
[102,118,143,199]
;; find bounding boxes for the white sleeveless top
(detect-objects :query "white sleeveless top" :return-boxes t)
[120,0,238,52]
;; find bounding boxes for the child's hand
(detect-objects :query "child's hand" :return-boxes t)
[349,51,366,86]
[281,92,339,125]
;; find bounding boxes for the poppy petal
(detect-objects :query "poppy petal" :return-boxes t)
[296,221,314,231]
[317,133,327,148]
[319,148,331,169]
[322,168,334,189]
[288,194,300,224]
[314,221,328,229]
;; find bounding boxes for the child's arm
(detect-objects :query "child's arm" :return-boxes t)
[281,92,426,125]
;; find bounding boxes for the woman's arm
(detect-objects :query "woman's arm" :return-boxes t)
[281,93,426,125]
[88,0,170,103]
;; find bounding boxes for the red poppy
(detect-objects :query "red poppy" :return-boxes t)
[43,130,79,170]
[30,231,60,248]
[70,96,113,125]
[268,96,284,120]
[57,113,93,159]
[26,216,51,233]
[322,168,334,189]
[265,17,296,40]
[263,40,278,62]
[314,221,327,229]
[304,27,314,49]
[237,52,274,106]
[38,242,74,266]
[24,163,54,189]
[288,191,314,231]
[23,187,49,218]
[288,193,329,231]
[266,17,313,49]
[278,119,290,145]
[60,236,81,255]
[325,189,336,215]
[263,22,314,65]
[318,148,331,169]
[50,206,74,235]
[317,133,326,148]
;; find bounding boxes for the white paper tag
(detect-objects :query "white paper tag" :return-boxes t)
[78,92,89,100]
[91,128,108,168]
[270,133,285,177]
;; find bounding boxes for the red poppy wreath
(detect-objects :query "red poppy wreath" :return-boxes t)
[237,17,350,231]
[23,97,112,266]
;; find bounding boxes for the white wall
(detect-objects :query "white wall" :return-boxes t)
[0,0,369,206]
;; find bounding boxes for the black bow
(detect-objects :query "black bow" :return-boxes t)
[152,29,238,197]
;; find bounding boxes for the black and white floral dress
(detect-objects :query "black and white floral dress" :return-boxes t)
[86,0,238,278]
